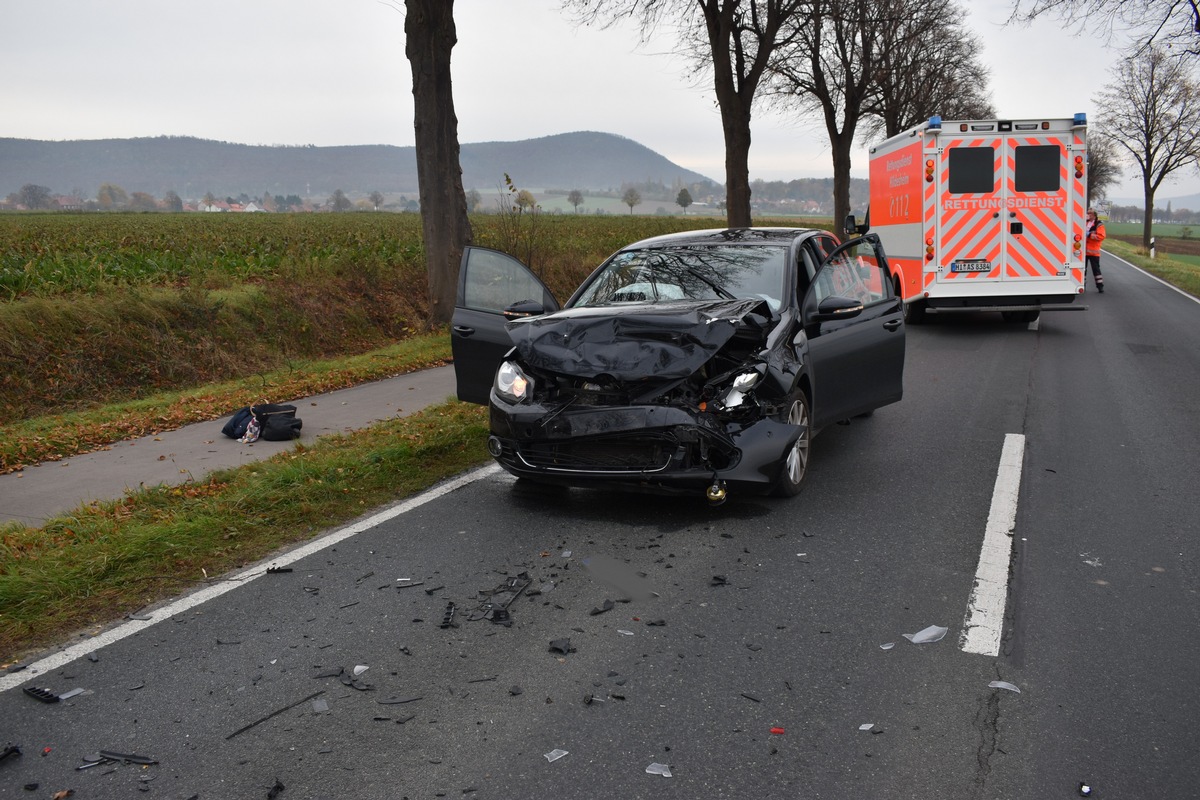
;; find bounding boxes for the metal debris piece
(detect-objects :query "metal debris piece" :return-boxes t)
[544,749,568,763]
[989,680,1021,693]
[902,625,948,644]
[395,580,425,590]
[377,696,422,705]
[645,763,673,778]
[440,602,458,629]
[98,750,158,766]
[711,575,728,586]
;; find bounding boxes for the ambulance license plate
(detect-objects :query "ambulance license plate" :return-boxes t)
[951,260,992,273]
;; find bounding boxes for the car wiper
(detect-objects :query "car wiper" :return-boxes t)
[686,268,737,300]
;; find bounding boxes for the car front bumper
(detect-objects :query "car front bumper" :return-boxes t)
[487,396,801,495]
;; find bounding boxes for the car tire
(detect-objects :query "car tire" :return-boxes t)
[770,389,812,497]
[904,298,926,325]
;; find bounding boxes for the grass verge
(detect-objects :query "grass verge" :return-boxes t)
[1104,239,1200,298]
[0,332,452,473]
[0,400,490,663]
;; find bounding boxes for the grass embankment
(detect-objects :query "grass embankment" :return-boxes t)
[1103,237,1200,298]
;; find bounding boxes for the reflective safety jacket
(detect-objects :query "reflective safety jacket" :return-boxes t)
[1086,221,1106,257]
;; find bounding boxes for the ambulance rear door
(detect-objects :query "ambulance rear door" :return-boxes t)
[934,124,1079,291]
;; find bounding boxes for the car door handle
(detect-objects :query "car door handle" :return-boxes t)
[453,325,475,337]
[883,319,902,332]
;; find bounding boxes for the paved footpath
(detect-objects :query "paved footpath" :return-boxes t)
[0,365,458,527]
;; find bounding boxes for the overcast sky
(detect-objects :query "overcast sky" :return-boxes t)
[5,0,1197,201]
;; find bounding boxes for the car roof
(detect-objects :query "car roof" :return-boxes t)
[620,227,826,250]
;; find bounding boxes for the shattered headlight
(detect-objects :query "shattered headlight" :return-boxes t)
[495,360,534,404]
[719,367,765,409]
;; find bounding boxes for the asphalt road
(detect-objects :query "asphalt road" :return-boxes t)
[1,252,1197,799]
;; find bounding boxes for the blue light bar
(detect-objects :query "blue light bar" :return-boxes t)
[928,115,942,130]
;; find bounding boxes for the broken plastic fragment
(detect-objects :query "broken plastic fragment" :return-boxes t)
[23,686,60,703]
[58,688,85,701]
[548,638,575,654]
[544,749,568,763]
[645,762,673,778]
[352,664,369,677]
[902,625,948,644]
[711,575,728,586]
[590,599,615,616]
[1079,782,1092,796]
[859,723,875,731]
[770,727,785,735]
[989,680,1021,693]
[879,642,895,650]
[312,698,329,713]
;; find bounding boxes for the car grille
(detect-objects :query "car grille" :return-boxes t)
[516,436,674,473]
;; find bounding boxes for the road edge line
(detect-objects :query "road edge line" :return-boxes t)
[0,463,502,693]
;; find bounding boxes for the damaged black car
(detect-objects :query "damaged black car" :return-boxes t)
[451,227,905,503]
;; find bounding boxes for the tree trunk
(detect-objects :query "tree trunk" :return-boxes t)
[720,102,755,227]
[405,0,473,328]
[1143,182,1156,249]
[830,131,855,237]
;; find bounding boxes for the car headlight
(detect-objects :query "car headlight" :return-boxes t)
[495,360,534,404]
[720,368,764,409]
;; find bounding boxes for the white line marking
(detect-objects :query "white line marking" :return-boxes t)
[0,463,501,693]
[960,434,1024,656]
[1106,250,1200,305]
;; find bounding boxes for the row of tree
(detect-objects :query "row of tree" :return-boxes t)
[405,0,1200,324]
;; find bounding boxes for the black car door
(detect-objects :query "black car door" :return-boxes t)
[801,234,905,428]
[451,247,560,405]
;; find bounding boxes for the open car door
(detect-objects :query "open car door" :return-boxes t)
[451,247,560,405]
[801,233,905,428]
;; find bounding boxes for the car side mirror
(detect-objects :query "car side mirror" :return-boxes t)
[813,295,864,322]
[502,299,546,320]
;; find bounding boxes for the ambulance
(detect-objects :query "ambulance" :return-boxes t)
[855,114,1089,323]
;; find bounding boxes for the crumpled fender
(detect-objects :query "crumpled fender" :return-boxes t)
[717,419,804,486]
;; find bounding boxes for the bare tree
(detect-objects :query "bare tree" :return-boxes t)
[567,0,808,227]
[768,0,879,231]
[1095,46,1200,246]
[568,189,584,213]
[860,0,994,142]
[16,184,54,210]
[1084,131,1123,207]
[405,0,474,328]
[1008,0,1200,55]
[622,187,642,213]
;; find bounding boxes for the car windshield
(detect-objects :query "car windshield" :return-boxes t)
[572,244,787,312]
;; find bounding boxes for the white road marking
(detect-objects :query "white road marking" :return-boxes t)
[960,433,1025,656]
[0,463,502,693]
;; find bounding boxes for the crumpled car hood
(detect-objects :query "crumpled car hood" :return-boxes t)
[506,298,770,380]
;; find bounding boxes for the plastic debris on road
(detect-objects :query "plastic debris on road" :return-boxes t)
[544,749,568,763]
[879,642,895,650]
[646,762,673,777]
[859,723,875,731]
[902,625,948,644]
[989,680,1021,693]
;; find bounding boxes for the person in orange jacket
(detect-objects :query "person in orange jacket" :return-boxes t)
[1085,208,1106,292]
